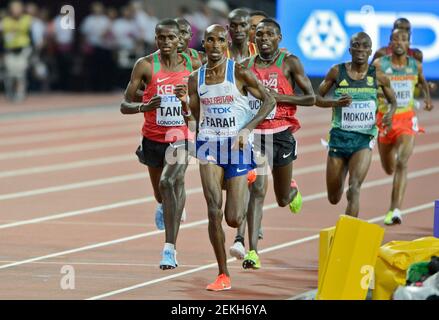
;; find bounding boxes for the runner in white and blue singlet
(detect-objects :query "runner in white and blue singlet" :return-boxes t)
[175,24,275,291]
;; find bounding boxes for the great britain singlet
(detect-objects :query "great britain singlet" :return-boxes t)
[197,59,253,142]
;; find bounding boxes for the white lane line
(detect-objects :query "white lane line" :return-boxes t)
[0,138,135,161]
[0,155,133,179]
[1,141,438,230]
[2,139,439,202]
[2,124,439,180]
[0,187,202,230]
[0,124,136,147]
[87,201,434,300]
[0,260,306,271]
[0,167,436,272]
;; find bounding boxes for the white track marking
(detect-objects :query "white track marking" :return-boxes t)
[87,201,434,300]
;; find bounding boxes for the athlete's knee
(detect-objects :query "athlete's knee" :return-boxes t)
[159,176,174,191]
[327,192,342,205]
[382,163,394,175]
[395,156,409,171]
[225,215,243,228]
[208,207,223,226]
[346,181,361,201]
[251,181,267,200]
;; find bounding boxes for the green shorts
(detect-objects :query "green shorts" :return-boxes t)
[328,128,376,159]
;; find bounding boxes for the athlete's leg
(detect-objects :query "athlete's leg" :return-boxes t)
[271,163,297,207]
[224,174,249,228]
[147,166,163,203]
[390,134,415,210]
[326,155,348,205]
[159,148,189,245]
[200,163,228,276]
[345,148,373,217]
[378,140,396,175]
[247,173,268,251]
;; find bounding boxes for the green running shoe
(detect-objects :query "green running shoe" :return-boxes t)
[384,210,394,225]
[242,250,261,269]
[289,180,302,214]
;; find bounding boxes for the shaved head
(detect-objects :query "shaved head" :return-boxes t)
[205,24,227,39]
[228,8,250,21]
[350,32,372,47]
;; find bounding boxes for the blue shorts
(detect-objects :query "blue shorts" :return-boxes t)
[196,137,256,180]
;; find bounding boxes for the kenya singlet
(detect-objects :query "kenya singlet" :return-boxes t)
[142,52,193,143]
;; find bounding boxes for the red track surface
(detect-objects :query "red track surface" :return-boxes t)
[0,94,437,300]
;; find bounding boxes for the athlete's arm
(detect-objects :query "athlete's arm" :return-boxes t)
[315,65,352,108]
[238,65,276,131]
[412,49,423,63]
[371,46,387,63]
[271,55,315,106]
[120,57,161,114]
[417,61,434,111]
[175,71,200,132]
[233,64,275,149]
[377,70,397,129]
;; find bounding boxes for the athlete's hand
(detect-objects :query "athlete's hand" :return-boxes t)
[267,87,280,100]
[424,99,434,111]
[334,94,352,107]
[382,109,394,132]
[174,84,188,103]
[144,95,162,111]
[428,81,437,92]
[232,129,250,150]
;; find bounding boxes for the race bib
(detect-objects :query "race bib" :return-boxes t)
[200,105,239,138]
[248,93,276,120]
[341,100,376,131]
[156,94,185,127]
[391,80,414,108]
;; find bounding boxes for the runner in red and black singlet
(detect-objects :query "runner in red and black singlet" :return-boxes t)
[230,18,316,268]
[174,17,206,64]
[120,19,200,271]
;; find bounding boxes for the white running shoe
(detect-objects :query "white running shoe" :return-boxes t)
[392,208,402,225]
[229,241,245,260]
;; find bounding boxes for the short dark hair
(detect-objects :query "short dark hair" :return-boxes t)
[250,10,268,18]
[258,18,281,34]
[350,31,372,47]
[393,17,411,29]
[155,18,180,34]
[174,17,191,28]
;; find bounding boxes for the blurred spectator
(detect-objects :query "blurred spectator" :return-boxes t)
[48,9,76,91]
[26,2,49,92]
[1,0,32,102]
[80,2,114,92]
[112,5,142,88]
[131,0,158,54]
[207,0,230,26]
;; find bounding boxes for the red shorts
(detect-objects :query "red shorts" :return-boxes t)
[377,111,423,144]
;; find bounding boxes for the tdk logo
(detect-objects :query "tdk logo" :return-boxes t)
[297,6,439,62]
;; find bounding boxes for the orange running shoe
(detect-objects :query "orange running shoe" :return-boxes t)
[206,274,231,291]
[247,169,257,185]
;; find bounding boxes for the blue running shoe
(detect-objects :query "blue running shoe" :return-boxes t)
[155,203,164,230]
[160,249,177,270]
